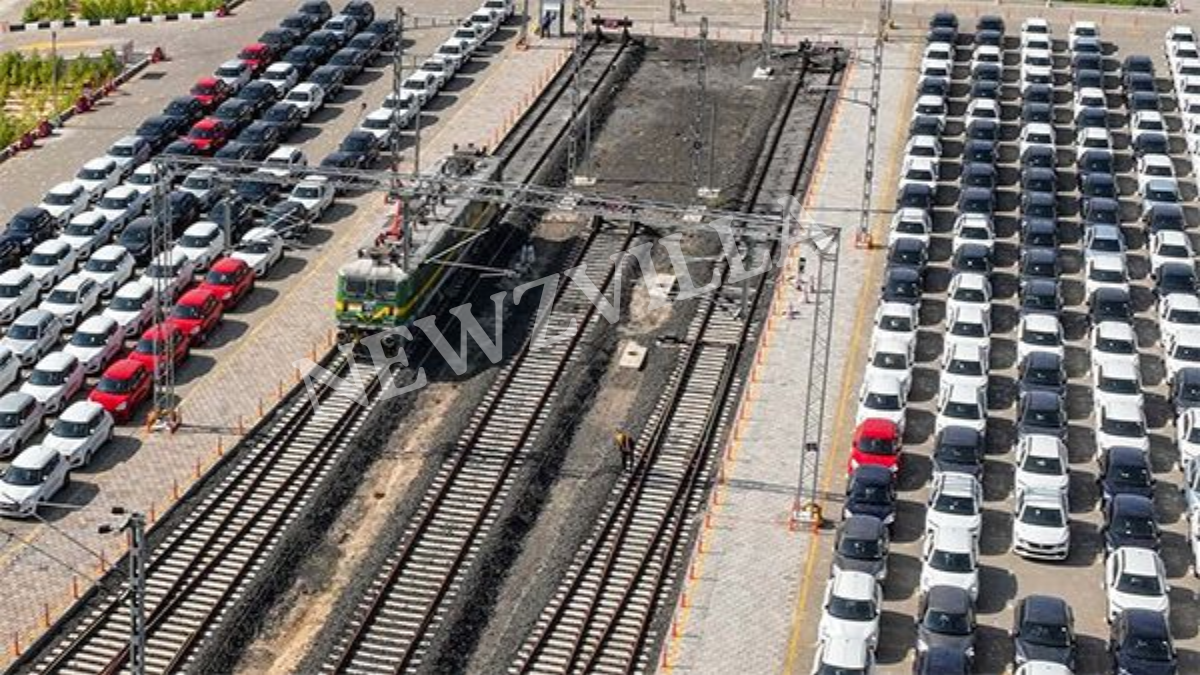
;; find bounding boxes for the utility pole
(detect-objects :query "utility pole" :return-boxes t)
[148,161,177,431]
[390,6,405,179]
[693,18,718,200]
[568,0,594,186]
[856,0,887,248]
[755,0,777,78]
[517,0,530,48]
[100,508,147,675]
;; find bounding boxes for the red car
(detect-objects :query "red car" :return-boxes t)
[185,118,233,153]
[237,43,275,73]
[89,359,151,422]
[190,77,231,110]
[848,419,902,474]
[129,323,191,372]
[198,257,254,309]
[169,288,223,342]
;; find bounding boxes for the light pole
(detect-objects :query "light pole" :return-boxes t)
[99,507,147,675]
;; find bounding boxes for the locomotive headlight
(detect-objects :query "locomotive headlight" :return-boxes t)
[347,303,363,312]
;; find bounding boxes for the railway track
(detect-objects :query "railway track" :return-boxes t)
[320,219,635,674]
[31,353,387,674]
[507,47,847,674]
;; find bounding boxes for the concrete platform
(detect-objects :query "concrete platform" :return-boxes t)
[0,23,569,665]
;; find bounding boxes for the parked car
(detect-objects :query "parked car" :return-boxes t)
[43,400,112,468]
[0,444,68,518]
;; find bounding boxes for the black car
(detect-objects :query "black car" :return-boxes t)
[975,29,1002,47]
[234,174,285,203]
[1081,172,1117,207]
[929,10,957,30]
[213,99,256,133]
[162,139,204,158]
[832,515,889,580]
[1020,248,1059,280]
[958,187,994,217]
[914,646,970,675]
[916,77,948,101]
[262,102,304,137]
[214,141,263,161]
[931,427,985,481]
[1021,167,1057,196]
[1023,83,1054,105]
[897,183,933,212]
[329,47,369,77]
[1146,203,1186,233]
[304,29,346,55]
[881,267,921,305]
[1128,90,1160,113]
[262,200,312,240]
[258,27,303,52]
[1018,390,1067,439]
[1022,101,1054,125]
[162,95,206,125]
[1157,262,1198,298]
[236,81,281,115]
[963,139,996,165]
[348,31,385,57]
[0,239,19,271]
[1,207,54,254]
[1110,609,1177,675]
[282,45,326,77]
[1019,351,1066,397]
[969,79,1000,101]
[843,465,896,526]
[1102,494,1160,554]
[1022,191,1057,221]
[1013,595,1075,669]
[1074,68,1103,90]
[298,0,332,22]
[917,585,975,660]
[236,122,283,155]
[960,162,996,190]
[1072,52,1102,74]
[339,130,380,164]
[281,11,321,35]
[1021,218,1057,250]
[888,238,928,278]
[1091,287,1134,325]
[927,25,956,44]
[308,65,347,97]
[1123,54,1155,78]
[966,118,999,143]
[118,217,155,264]
[1135,132,1169,157]
[952,244,992,276]
[976,14,1003,32]
[1099,446,1155,509]
[134,114,186,150]
[320,151,366,169]
[1085,197,1120,227]
[165,191,202,233]
[206,195,256,240]
[910,115,943,139]
[1173,368,1200,410]
[342,0,375,25]
[1076,106,1108,130]
[363,17,396,48]
[1126,72,1158,96]
[972,62,1002,83]
[1077,148,1114,176]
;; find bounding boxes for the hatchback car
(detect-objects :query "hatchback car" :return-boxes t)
[931,427,984,482]
[80,245,135,297]
[833,515,889,581]
[0,444,68,518]
[916,585,975,662]
[89,358,152,423]
[843,465,896,527]
[1103,495,1160,555]
[1018,390,1067,439]
[43,400,112,468]
[1099,446,1155,509]
[1,309,61,366]
[1109,609,1177,674]
[1013,596,1076,668]
[817,570,882,648]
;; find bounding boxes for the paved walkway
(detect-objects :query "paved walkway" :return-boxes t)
[656,36,916,675]
[0,30,570,665]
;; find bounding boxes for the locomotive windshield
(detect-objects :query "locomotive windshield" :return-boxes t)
[343,276,398,299]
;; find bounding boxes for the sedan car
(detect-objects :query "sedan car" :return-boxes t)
[1013,595,1076,669]
[832,515,890,581]
[1109,609,1177,675]
[1014,435,1069,500]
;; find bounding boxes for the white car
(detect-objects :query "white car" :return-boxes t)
[946,272,991,317]
[1069,20,1099,50]
[144,251,196,302]
[1166,24,1195,44]
[904,135,942,160]
[20,351,83,415]
[1132,111,1168,145]
[1183,457,1200,516]
[1091,321,1139,372]
[433,39,471,74]
[1096,398,1150,457]
[965,98,1000,122]
[180,168,222,207]
[1094,359,1144,411]
[105,136,150,178]
[935,381,987,437]
[1017,313,1065,364]
[913,94,947,124]
[1073,87,1107,120]
[284,83,326,119]
[0,444,68,518]
[60,212,115,259]
[482,0,515,19]
[854,373,907,433]
[1014,435,1069,499]
[1165,330,1200,384]
[1021,34,1051,52]
[39,182,89,224]
[214,59,253,91]
[888,208,931,248]
[287,176,336,220]
[1013,489,1070,561]
[817,570,881,648]
[1022,17,1050,36]
[1190,511,1200,579]
[944,305,991,354]
[74,157,122,200]
[1150,231,1194,280]
[1179,410,1200,470]
[63,315,123,375]
[232,227,285,278]
[39,275,101,329]
[93,186,147,231]
[920,526,980,600]
[1138,155,1177,196]
[103,280,156,338]
[925,473,983,540]
[0,269,39,325]
[1076,127,1112,151]
[972,44,1002,67]
[1083,224,1126,267]
[401,71,440,105]
[261,62,299,93]
[0,348,19,394]
[0,392,43,458]
[20,239,77,291]
[865,334,913,395]
[951,214,994,253]
[1084,256,1130,300]
[900,157,939,192]
[1020,50,1054,84]
[124,162,166,196]
[43,400,112,469]
[1158,294,1200,345]
[172,221,226,271]
[1,309,61,366]
[1105,547,1169,623]
[263,146,308,178]
[356,108,399,146]
[1020,123,1056,157]
[941,342,988,393]
[80,245,135,297]
[809,637,874,675]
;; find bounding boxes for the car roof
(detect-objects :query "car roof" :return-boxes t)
[817,637,871,669]
[1095,320,1135,341]
[59,400,105,424]
[0,391,34,412]
[841,514,885,539]
[1157,229,1190,244]
[52,275,92,292]
[1089,254,1124,272]
[937,472,979,493]
[1102,397,1144,418]
[1115,545,1161,573]
[0,269,32,285]
[10,444,59,470]
[183,220,220,236]
[34,351,76,371]
[142,323,181,339]
[13,308,52,326]
[1091,285,1129,300]
[31,239,69,255]
[209,257,247,273]
[1024,350,1061,367]
[1022,312,1059,332]
[1099,358,1138,379]
[851,464,893,484]
[1023,389,1060,407]
[950,304,986,323]
[925,584,971,612]
[1122,608,1171,637]
[1107,445,1149,467]
[291,82,320,93]
[113,279,153,298]
[931,524,974,551]
[266,62,295,72]
[195,76,220,86]
[939,425,981,445]
[92,244,129,260]
[178,288,216,305]
[77,314,117,334]
[103,358,144,380]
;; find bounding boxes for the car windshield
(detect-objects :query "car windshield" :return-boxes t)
[853,483,890,505]
[954,288,986,303]
[342,136,371,152]
[1022,452,1062,475]
[192,83,218,95]
[937,441,978,465]
[78,167,111,181]
[98,196,130,210]
[1025,329,1059,346]
[294,185,323,200]
[838,535,881,559]
[52,419,92,439]
[110,294,146,311]
[864,393,900,410]
[960,226,989,240]
[1126,635,1174,662]
[286,91,312,103]
[928,550,973,573]
[206,268,239,285]
[27,252,59,266]
[172,304,204,320]
[1102,417,1145,437]
[46,290,78,305]
[146,263,177,279]
[63,223,98,237]
[402,80,426,92]
[7,324,37,340]
[1117,572,1162,596]
[872,352,906,370]
[935,493,978,514]
[924,609,971,635]
[1113,512,1157,537]
[109,144,135,158]
[129,172,157,187]
[1097,336,1134,354]
[1176,345,1200,361]
[70,329,108,347]
[1026,367,1062,387]
[86,258,119,273]
[1092,268,1125,283]
[2,466,40,487]
[0,284,23,299]
[827,595,875,622]
[950,321,985,338]
[134,338,165,355]
[858,434,895,456]
[190,127,221,140]
[1160,244,1190,259]
[1114,464,1151,486]
[1026,203,1055,219]
[243,240,274,254]
[947,358,982,377]
[217,66,243,78]
[0,411,21,428]
[878,314,912,333]
[180,234,213,249]
[1101,376,1139,395]
[183,176,212,190]
[1021,505,1065,527]
[29,368,67,386]
[97,374,134,393]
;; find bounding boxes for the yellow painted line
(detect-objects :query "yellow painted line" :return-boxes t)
[780,39,919,675]
[16,39,108,52]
